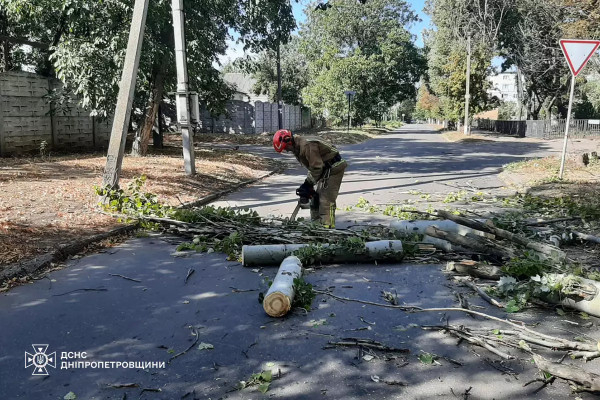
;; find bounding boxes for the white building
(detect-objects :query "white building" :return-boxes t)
[488,72,519,102]
[223,73,270,103]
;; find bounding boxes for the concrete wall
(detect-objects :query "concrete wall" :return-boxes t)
[0,71,111,155]
[254,101,304,133]
[196,100,309,134]
[198,100,254,134]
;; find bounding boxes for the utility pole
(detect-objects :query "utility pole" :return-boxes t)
[344,91,356,132]
[277,36,283,130]
[102,0,149,189]
[463,34,471,135]
[172,0,195,175]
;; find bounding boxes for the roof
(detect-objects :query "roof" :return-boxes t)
[223,73,257,95]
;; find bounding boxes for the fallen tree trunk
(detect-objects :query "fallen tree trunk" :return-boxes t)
[573,231,600,245]
[242,240,404,267]
[544,274,600,318]
[436,210,565,261]
[533,354,600,392]
[425,226,515,260]
[263,256,302,317]
[391,220,492,238]
[446,260,503,280]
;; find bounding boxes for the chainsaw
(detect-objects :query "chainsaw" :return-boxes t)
[290,187,318,222]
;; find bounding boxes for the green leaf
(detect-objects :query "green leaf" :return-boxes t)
[64,392,77,400]
[198,342,214,350]
[556,308,566,316]
[260,370,272,382]
[258,382,270,393]
[418,352,435,364]
[579,312,590,320]
[505,300,520,313]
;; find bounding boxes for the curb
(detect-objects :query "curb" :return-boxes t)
[0,224,138,284]
[0,168,283,285]
[180,169,281,209]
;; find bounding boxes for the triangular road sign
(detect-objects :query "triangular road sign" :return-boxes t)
[560,39,600,76]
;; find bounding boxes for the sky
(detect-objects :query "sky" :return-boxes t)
[218,0,432,65]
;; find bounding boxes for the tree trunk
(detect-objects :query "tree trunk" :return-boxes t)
[131,70,165,156]
[263,256,303,317]
[2,39,11,71]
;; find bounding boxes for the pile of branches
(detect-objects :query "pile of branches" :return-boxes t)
[422,319,600,393]
[144,206,402,262]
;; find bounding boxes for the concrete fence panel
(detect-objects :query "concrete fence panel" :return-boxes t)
[0,71,112,155]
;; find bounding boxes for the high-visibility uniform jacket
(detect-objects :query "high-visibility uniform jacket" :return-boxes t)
[292,136,341,185]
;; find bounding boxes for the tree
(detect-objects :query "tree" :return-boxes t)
[414,79,441,121]
[424,0,512,126]
[497,0,570,120]
[2,0,296,156]
[558,0,600,39]
[299,0,424,125]
[249,37,309,105]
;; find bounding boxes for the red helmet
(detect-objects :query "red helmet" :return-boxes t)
[273,129,293,153]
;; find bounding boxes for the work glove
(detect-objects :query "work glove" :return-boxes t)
[296,180,314,200]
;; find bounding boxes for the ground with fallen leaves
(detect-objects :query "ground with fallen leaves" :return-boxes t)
[500,155,600,187]
[0,146,282,268]
[170,127,391,147]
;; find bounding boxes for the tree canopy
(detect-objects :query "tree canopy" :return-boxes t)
[1,0,296,154]
[248,37,309,106]
[299,0,425,125]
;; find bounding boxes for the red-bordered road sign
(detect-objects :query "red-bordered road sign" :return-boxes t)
[560,39,600,77]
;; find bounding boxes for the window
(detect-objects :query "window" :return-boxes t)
[504,75,510,80]
[502,84,510,90]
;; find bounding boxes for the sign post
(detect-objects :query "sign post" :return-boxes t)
[344,90,356,133]
[558,39,600,179]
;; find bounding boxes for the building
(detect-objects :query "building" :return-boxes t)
[223,73,270,103]
[488,72,519,102]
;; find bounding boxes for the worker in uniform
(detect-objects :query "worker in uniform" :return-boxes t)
[273,129,347,228]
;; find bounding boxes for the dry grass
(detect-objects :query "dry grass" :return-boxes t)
[441,131,493,143]
[501,156,600,187]
[0,146,281,267]
[181,127,385,147]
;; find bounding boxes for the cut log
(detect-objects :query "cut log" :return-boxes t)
[242,244,306,267]
[436,210,565,261]
[263,256,303,317]
[446,260,503,280]
[533,353,600,392]
[557,276,600,318]
[391,220,492,239]
[242,240,404,267]
[425,226,515,260]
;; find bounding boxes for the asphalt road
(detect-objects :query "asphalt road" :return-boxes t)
[0,124,596,400]
[213,124,558,224]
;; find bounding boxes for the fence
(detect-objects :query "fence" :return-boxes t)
[0,71,112,155]
[1,71,312,155]
[196,100,310,134]
[473,118,600,139]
